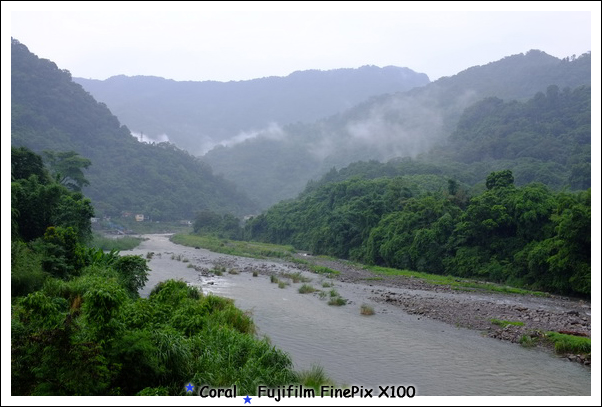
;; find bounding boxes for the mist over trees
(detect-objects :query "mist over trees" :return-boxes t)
[201,50,591,208]
[74,66,430,155]
[67,45,591,210]
[11,38,258,219]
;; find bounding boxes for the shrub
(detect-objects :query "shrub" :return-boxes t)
[298,284,316,294]
[360,304,375,315]
[328,296,346,306]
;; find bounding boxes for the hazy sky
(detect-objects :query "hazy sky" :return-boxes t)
[4,2,598,83]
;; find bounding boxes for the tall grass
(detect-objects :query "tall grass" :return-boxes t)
[298,284,317,294]
[90,234,144,251]
[363,264,549,296]
[294,364,334,393]
[360,304,375,315]
[328,296,346,306]
[546,332,591,354]
[490,318,524,327]
[171,234,295,259]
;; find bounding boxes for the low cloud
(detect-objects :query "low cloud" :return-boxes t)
[132,131,170,144]
[217,122,285,148]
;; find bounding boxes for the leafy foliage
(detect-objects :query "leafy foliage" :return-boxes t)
[10,149,309,395]
[43,150,91,191]
[12,274,301,395]
[193,210,242,239]
[113,255,150,298]
[245,171,590,297]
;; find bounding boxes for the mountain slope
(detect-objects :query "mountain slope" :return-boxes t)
[10,38,258,219]
[74,65,430,155]
[202,50,591,208]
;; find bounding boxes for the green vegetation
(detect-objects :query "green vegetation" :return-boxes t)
[364,264,548,296]
[10,149,330,395]
[294,364,335,393]
[328,296,347,306]
[212,265,226,276]
[326,289,347,305]
[545,332,591,354]
[518,331,590,355]
[490,318,525,327]
[309,265,340,275]
[298,284,317,294]
[90,233,144,251]
[11,38,258,220]
[202,51,590,209]
[520,334,538,348]
[171,233,295,259]
[360,304,375,315]
[282,271,312,283]
[244,170,590,297]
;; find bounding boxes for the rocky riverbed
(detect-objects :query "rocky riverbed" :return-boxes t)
[291,255,592,365]
[131,234,591,367]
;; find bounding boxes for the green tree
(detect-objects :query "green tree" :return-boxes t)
[193,210,224,234]
[11,146,50,183]
[113,255,150,298]
[43,150,92,192]
[486,169,514,190]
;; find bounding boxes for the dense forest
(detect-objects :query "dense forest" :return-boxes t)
[232,80,592,296]
[11,38,258,220]
[11,147,313,395]
[301,84,591,194]
[238,170,590,297]
[74,66,430,155]
[202,50,591,208]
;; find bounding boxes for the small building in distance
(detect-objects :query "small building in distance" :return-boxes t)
[135,214,145,222]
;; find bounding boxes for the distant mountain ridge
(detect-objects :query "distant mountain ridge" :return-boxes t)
[11,38,258,219]
[201,49,591,208]
[74,66,430,155]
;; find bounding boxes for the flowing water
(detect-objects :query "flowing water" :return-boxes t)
[129,234,591,396]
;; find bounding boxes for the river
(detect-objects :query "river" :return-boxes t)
[126,234,591,397]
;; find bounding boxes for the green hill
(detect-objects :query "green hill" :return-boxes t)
[11,38,258,220]
[74,65,430,155]
[203,50,591,208]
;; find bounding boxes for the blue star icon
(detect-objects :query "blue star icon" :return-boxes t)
[243,395,252,404]
[185,383,194,392]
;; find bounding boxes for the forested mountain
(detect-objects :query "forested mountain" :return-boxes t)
[74,65,430,155]
[11,38,258,219]
[243,170,590,297]
[303,84,591,194]
[202,50,591,208]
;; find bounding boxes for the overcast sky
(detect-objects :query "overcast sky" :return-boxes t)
[4,2,598,83]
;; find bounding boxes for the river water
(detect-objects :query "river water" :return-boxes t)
[127,234,591,397]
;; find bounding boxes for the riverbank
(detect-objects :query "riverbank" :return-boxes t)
[124,234,592,396]
[289,254,592,365]
[130,234,591,367]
